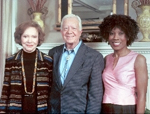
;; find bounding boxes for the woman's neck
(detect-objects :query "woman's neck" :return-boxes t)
[23,49,36,59]
[113,48,131,58]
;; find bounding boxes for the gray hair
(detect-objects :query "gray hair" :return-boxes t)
[61,14,82,31]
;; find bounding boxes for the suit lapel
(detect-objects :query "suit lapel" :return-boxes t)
[53,46,63,88]
[62,43,86,88]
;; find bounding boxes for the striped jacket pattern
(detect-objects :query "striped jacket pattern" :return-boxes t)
[0,49,52,114]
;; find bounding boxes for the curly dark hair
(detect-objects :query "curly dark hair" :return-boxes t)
[99,14,139,46]
[14,21,45,46]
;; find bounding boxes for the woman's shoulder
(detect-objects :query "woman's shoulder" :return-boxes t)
[6,54,15,61]
[105,53,113,58]
[129,51,146,62]
[134,52,147,71]
[6,50,22,62]
[135,53,146,63]
[38,50,53,63]
[43,54,53,62]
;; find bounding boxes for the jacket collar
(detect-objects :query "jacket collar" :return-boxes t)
[14,49,44,61]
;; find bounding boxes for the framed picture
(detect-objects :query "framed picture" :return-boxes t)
[56,0,129,42]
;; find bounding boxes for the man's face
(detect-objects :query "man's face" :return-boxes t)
[61,17,82,49]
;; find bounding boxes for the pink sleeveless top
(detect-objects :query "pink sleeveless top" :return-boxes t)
[102,51,138,105]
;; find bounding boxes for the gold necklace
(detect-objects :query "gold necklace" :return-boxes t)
[21,50,37,94]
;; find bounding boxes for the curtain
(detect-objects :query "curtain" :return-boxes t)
[0,0,17,96]
[0,1,3,96]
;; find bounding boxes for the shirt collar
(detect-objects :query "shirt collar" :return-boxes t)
[63,40,82,54]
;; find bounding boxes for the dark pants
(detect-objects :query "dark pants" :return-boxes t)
[101,103,136,114]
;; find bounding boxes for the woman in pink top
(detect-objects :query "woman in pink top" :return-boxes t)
[99,14,148,114]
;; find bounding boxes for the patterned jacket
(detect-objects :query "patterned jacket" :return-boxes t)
[0,49,52,114]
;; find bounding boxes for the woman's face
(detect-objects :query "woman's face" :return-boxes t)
[21,27,39,53]
[108,27,127,51]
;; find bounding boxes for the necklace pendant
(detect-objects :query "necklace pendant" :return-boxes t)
[24,94,34,97]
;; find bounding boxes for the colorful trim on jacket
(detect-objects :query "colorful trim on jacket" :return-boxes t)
[0,49,52,113]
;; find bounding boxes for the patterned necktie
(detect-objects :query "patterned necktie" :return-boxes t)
[61,50,73,84]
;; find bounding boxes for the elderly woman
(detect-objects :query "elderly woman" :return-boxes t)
[99,14,148,114]
[0,21,52,113]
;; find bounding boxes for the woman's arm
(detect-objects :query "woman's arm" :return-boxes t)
[135,54,148,114]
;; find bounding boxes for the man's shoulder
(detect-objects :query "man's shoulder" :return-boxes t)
[79,44,103,60]
[50,44,64,51]
[48,44,64,57]
[84,44,101,55]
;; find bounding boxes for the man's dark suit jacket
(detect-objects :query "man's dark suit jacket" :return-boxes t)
[48,42,104,113]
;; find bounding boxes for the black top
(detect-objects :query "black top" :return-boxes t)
[22,50,36,113]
